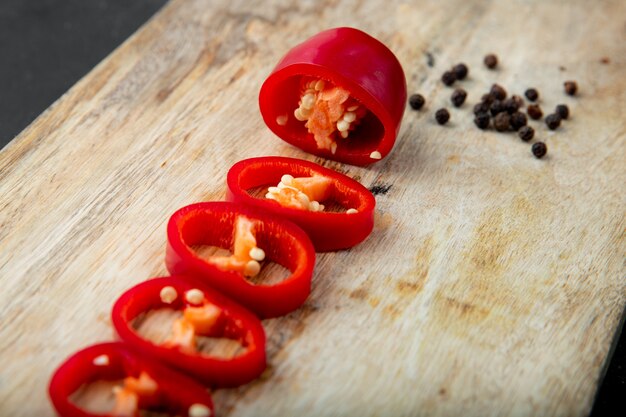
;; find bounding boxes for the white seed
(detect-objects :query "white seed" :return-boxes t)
[275,115,288,126]
[267,186,281,194]
[347,208,359,214]
[277,182,287,189]
[281,174,294,185]
[314,80,325,91]
[297,192,310,206]
[249,247,266,261]
[159,286,178,304]
[307,80,316,89]
[301,93,315,109]
[319,204,325,211]
[93,354,109,366]
[370,151,382,160]
[265,192,276,200]
[347,105,359,111]
[331,142,338,154]
[244,260,261,277]
[309,201,320,211]
[185,289,204,305]
[343,112,357,123]
[337,120,350,132]
[189,403,212,417]
[294,108,307,121]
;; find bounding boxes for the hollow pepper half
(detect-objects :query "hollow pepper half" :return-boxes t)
[49,342,214,417]
[259,27,407,166]
[112,276,267,388]
[165,202,315,318]
[226,156,376,251]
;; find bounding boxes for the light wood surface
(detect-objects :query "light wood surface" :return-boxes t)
[1,0,625,416]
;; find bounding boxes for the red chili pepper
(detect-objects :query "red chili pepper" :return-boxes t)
[112,276,267,388]
[165,201,315,318]
[49,342,214,417]
[259,27,407,166]
[226,156,376,252]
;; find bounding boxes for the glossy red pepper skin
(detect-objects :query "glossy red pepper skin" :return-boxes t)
[165,202,315,318]
[259,27,407,166]
[112,276,266,388]
[49,342,214,417]
[226,156,376,252]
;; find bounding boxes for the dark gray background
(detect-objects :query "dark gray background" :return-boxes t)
[0,1,622,415]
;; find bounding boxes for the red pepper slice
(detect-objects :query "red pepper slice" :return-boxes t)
[165,202,315,318]
[226,156,376,252]
[259,27,407,166]
[49,342,214,417]
[112,276,266,388]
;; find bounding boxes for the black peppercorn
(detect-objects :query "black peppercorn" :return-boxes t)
[490,84,507,100]
[484,53,498,69]
[473,102,490,115]
[525,88,539,102]
[503,98,519,114]
[555,104,569,120]
[532,142,547,158]
[564,80,578,96]
[493,112,511,132]
[481,93,495,105]
[518,126,534,141]
[490,100,505,116]
[512,95,525,109]
[474,112,490,129]
[435,108,450,125]
[527,104,543,120]
[453,63,469,80]
[451,89,467,107]
[409,94,425,110]
[545,113,561,130]
[510,112,528,131]
[442,71,456,86]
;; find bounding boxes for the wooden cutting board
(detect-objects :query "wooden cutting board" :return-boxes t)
[1,0,624,416]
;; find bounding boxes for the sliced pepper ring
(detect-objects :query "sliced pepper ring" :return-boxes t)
[112,276,266,388]
[48,342,214,417]
[165,202,315,318]
[259,27,407,166]
[226,156,376,252]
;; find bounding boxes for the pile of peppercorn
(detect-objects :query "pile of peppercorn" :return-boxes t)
[408,53,578,159]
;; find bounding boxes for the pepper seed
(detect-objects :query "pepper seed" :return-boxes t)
[525,88,539,102]
[484,53,498,69]
[555,104,569,120]
[474,112,490,129]
[532,142,547,159]
[490,84,507,100]
[453,63,469,80]
[409,94,425,110]
[527,104,543,120]
[451,88,467,107]
[441,71,457,86]
[564,80,578,96]
[493,112,511,132]
[512,95,525,108]
[435,108,450,125]
[481,93,495,105]
[510,112,528,131]
[545,113,561,130]
[518,126,534,141]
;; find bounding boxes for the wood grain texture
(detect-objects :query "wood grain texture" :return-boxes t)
[1,0,625,416]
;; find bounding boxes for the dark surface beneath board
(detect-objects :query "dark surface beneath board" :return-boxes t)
[0,1,623,416]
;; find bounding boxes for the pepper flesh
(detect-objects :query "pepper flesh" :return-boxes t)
[259,27,407,166]
[165,202,315,318]
[112,276,267,388]
[48,342,214,417]
[226,156,376,251]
